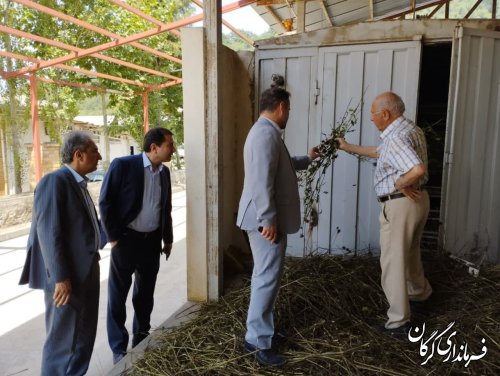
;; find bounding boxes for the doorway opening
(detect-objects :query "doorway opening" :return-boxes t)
[416,42,452,249]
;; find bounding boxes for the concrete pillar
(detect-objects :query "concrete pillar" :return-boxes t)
[182,24,224,302]
[204,0,223,301]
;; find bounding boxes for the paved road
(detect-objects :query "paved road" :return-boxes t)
[0,190,187,376]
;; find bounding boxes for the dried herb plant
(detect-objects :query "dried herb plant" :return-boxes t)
[300,100,362,233]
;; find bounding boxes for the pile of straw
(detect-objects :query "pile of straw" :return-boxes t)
[130,252,499,375]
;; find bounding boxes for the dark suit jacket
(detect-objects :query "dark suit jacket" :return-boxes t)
[19,167,100,298]
[98,154,173,246]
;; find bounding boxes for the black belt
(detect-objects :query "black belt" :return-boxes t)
[377,192,405,203]
[124,227,160,239]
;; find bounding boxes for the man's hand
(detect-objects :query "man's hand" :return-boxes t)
[400,187,422,203]
[335,137,349,151]
[309,146,321,161]
[53,278,71,307]
[259,225,278,244]
[334,138,378,159]
[162,243,173,260]
[110,240,118,248]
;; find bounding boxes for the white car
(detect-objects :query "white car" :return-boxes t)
[177,145,185,159]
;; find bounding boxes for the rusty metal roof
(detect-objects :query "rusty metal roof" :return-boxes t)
[251,0,496,35]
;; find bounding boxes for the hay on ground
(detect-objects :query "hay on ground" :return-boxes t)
[129,251,500,375]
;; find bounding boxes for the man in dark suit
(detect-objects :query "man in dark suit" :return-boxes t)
[99,127,175,364]
[19,131,102,375]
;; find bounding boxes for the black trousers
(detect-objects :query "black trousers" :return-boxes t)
[106,228,161,354]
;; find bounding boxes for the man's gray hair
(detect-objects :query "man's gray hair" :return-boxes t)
[375,92,406,116]
[61,131,94,164]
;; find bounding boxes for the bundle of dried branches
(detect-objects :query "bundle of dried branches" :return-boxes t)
[299,101,361,233]
[129,252,499,376]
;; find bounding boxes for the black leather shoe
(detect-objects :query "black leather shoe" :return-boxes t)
[272,332,288,346]
[113,352,126,365]
[243,340,257,353]
[132,331,149,348]
[410,300,427,314]
[389,322,412,334]
[410,294,434,315]
[243,341,286,367]
[256,349,286,367]
[379,322,412,337]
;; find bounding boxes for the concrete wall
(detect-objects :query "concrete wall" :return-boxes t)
[183,28,209,301]
[26,143,61,192]
[0,181,101,229]
[221,49,254,258]
[182,27,254,301]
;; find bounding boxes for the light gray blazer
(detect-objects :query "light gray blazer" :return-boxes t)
[236,117,310,235]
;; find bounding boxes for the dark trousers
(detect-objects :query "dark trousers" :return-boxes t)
[42,255,100,376]
[106,229,161,354]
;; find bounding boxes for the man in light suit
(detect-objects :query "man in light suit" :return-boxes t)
[99,127,175,364]
[237,87,319,367]
[19,131,102,375]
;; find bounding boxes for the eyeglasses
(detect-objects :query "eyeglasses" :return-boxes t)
[371,109,386,116]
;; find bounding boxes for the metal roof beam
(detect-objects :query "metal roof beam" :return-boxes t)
[12,0,181,64]
[191,0,254,47]
[319,1,333,26]
[0,25,178,80]
[464,0,484,19]
[378,0,449,20]
[264,6,287,32]
[5,0,256,79]
[0,49,156,87]
[428,3,444,18]
[107,0,181,37]
[4,15,199,79]
[34,76,106,92]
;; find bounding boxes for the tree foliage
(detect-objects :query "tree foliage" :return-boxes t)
[417,0,498,19]
[0,0,194,190]
[222,28,277,52]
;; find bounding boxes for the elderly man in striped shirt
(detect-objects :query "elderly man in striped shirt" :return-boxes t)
[336,91,432,336]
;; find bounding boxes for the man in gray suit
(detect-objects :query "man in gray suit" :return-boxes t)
[237,87,319,367]
[19,131,103,375]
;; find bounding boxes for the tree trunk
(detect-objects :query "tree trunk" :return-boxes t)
[2,1,23,194]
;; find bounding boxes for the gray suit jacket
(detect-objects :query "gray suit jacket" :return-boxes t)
[19,167,100,303]
[236,117,310,234]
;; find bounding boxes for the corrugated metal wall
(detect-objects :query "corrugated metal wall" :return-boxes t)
[442,27,500,263]
[256,47,319,256]
[253,0,432,34]
[313,41,421,255]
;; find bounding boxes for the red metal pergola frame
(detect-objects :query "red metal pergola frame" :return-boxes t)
[6,0,491,183]
[0,0,257,182]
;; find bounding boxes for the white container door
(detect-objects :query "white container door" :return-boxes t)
[312,41,422,255]
[442,27,500,264]
[256,48,319,256]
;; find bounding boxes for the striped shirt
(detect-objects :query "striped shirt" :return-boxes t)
[374,116,428,196]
